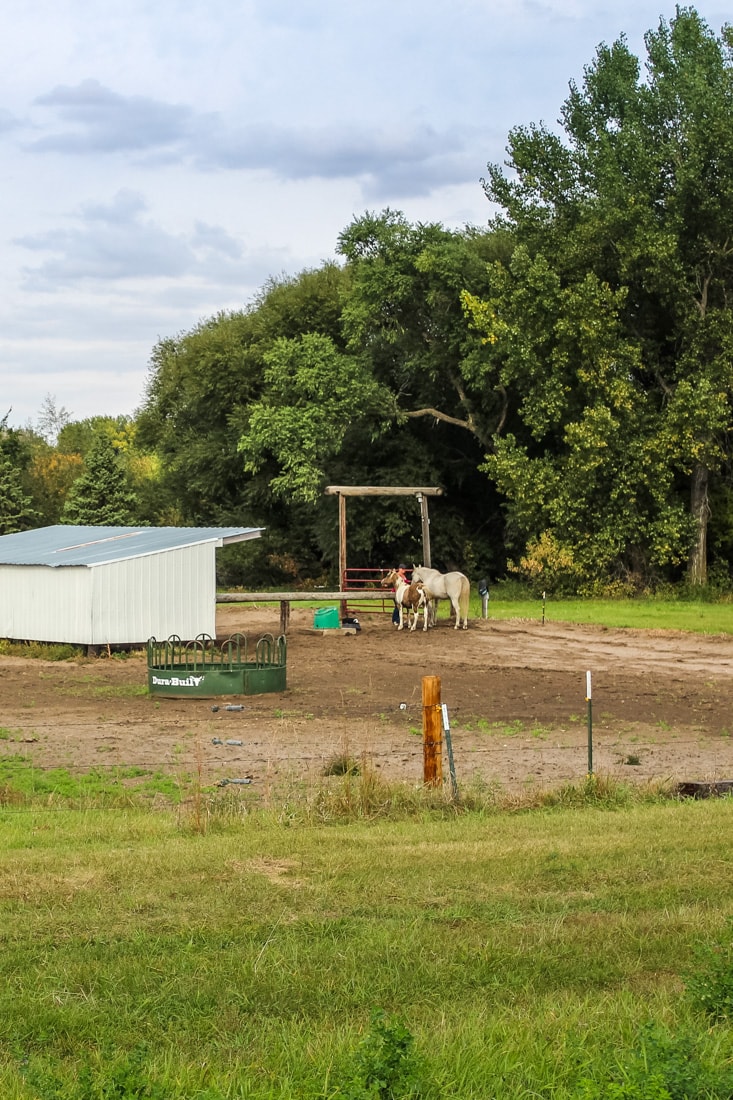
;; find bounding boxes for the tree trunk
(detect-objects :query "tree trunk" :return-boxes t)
[687,462,710,585]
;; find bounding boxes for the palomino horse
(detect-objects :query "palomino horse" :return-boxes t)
[380,569,431,632]
[411,565,470,629]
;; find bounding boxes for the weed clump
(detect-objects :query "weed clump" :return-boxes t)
[686,918,733,1021]
[323,752,361,777]
[573,1024,733,1098]
[333,1010,422,1099]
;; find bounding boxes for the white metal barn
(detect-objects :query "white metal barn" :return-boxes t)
[0,525,264,647]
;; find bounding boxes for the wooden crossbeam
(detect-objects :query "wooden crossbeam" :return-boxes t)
[325,486,443,496]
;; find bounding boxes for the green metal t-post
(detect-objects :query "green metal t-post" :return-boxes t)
[586,670,593,775]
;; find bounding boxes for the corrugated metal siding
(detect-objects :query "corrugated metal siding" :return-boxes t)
[0,565,92,643]
[0,543,217,645]
[90,543,216,644]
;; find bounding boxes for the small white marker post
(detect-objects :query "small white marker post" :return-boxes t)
[586,670,593,775]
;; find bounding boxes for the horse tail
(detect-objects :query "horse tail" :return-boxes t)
[459,575,470,621]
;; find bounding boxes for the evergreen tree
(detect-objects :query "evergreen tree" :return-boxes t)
[0,453,40,534]
[61,435,139,525]
[0,412,40,534]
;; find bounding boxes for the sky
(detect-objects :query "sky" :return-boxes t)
[1,0,729,434]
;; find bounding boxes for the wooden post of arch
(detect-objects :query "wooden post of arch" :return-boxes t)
[325,486,444,606]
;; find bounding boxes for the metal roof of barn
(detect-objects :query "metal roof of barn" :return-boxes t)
[0,525,264,567]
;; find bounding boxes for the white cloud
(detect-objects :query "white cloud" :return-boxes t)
[14,191,194,285]
[12,188,296,293]
[22,80,490,200]
[31,79,195,153]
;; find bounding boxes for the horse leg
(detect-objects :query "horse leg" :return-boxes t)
[451,596,462,629]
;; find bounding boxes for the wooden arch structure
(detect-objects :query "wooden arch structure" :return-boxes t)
[325,485,444,588]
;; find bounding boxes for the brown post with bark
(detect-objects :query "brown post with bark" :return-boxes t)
[688,462,710,586]
[417,492,432,568]
[338,491,347,618]
[422,675,443,787]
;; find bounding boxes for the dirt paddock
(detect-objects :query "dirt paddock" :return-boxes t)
[2,603,733,796]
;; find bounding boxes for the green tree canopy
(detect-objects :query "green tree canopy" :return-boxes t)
[238,332,391,504]
[232,213,507,574]
[136,265,358,583]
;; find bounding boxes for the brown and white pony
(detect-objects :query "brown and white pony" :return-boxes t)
[381,569,431,632]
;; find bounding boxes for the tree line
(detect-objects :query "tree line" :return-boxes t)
[3,7,733,595]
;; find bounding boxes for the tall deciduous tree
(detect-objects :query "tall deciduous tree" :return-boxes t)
[35,394,72,446]
[26,450,84,525]
[476,6,733,586]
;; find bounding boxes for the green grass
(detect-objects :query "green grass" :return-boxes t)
[0,756,187,805]
[0,777,732,1096]
[479,594,733,634]
[58,678,149,698]
[0,639,82,661]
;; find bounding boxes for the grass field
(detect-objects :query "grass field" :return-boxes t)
[4,596,733,1096]
[2,782,733,1098]
[484,594,733,634]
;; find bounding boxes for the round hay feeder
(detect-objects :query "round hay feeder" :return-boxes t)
[147,633,286,698]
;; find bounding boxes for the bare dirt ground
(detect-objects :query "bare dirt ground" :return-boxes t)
[2,603,733,796]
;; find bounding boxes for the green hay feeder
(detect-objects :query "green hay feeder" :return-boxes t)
[147,632,286,697]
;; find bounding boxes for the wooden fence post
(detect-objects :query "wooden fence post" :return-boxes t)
[422,675,443,787]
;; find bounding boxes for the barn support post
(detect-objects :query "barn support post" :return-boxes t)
[422,675,443,787]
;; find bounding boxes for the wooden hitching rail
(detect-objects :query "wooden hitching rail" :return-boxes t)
[217,591,390,633]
